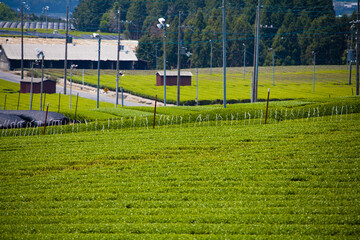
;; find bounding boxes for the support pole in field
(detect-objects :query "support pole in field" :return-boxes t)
[4,95,6,110]
[176,11,182,106]
[157,17,169,106]
[312,51,316,93]
[210,40,213,75]
[243,43,246,80]
[222,0,227,108]
[74,93,79,121]
[43,103,49,135]
[265,88,270,125]
[17,91,20,110]
[121,87,124,107]
[116,8,121,108]
[39,52,45,111]
[196,67,199,106]
[356,0,360,96]
[82,69,85,89]
[252,0,261,103]
[43,93,46,112]
[155,45,158,70]
[70,66,73,109]
[30,62,34,110]
[349,61,352,85]
[269,48,275,86]
[21,2,24,80]
[97,37,101,108]
[64,5,69,95]
[58,92,61,113]
[153,95,157,129]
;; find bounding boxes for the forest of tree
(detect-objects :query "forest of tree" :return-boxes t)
[70,1,355,69]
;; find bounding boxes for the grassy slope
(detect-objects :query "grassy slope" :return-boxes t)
[60,65,356,104]
[0,114,359,238]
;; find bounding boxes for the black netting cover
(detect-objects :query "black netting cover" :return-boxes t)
[0,110,69,128]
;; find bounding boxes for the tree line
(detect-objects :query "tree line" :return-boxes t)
[3,0,350,70]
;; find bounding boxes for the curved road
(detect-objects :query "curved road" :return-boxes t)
[0,71,147,107]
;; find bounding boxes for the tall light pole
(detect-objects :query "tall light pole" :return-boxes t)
[36,50,45,111]
[21,2,24,80]
[252,0,261,103]
[269,48,274,86]
[210,40,213,75]
[43,6,49,37]
[97,36,101,108]
[157,17,169,106]
[69,64,77,109]
[155,45,158,70]
[243,43,246,80]
[222,0,227,108]
[176,11,182,106]
[312,51,316,93]
[116,8,121,108]
[357,0,360,96]
[30,61,37,110]
[64,5,69,94]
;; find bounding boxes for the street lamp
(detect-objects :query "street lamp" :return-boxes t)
[42,6,49,37]
[36,49,45,111]
[157,17,169,106]
[69,64,78,109]
[118,71,125,107]
[268,48,275,86]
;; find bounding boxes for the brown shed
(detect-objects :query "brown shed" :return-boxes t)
[156,71,192,86]
[20,78,56,94]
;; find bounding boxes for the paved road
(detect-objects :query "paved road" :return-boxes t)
[0,71,146,107]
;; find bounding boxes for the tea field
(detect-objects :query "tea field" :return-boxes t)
[0,109,360,238]
[49,65,357,105]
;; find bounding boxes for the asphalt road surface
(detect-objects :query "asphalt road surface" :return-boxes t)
[0,71,147,107]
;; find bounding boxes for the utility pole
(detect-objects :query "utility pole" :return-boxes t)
[196,67,199,105]
[97,37,101,108]
[243,43,246,80]
[164,26,167,106]
[21,3,24,80]
[312,51,316,93]
[30,62,35,110]
[155,45,158,70]
[252,0,261,103]
[157,18,169,106]
[44,6,49,38]
[210,40,213,75]
[222,0,227,108]
[357,0,360,95]
[64,6,69,94]
[37,51,45,111]
[116,8,121,108]
[177,11,182,106]
[70,65,73,109]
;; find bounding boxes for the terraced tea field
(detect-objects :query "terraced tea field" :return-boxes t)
[1,112,359,238]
